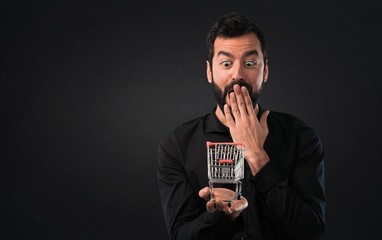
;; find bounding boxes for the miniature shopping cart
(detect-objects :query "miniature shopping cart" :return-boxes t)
[206,141,245,203]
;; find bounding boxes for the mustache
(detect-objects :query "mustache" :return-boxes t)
[211,78,260,114]
[222,80,254,100]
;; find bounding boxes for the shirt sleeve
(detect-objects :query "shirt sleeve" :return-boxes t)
[157,134,243,240]
[252,125,325,240]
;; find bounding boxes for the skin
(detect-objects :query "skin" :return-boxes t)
[200,33,270,219]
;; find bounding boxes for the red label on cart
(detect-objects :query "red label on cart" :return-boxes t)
[218,159,233,164]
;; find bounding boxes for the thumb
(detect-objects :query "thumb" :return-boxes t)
[260,110,270,130]
[198,187,211,200]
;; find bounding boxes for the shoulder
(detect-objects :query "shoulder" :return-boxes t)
[267,110,324,160]
[159,113,209,146]
[268,110,320,142]
[173,114,208,134]
[268,111,309,129]
[172,113,210,137]
[269,111,307,127]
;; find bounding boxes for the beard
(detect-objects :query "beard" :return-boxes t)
[212,78,262,113]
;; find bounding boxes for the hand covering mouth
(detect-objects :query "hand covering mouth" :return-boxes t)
[223,81,253,102]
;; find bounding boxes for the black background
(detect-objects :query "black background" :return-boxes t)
[1,0,381,239]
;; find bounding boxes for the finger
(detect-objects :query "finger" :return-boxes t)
[223,103,232,119]
[224,104,235,127]
[231,196,248,212]
[254,104,259,116]
[233,85,247,116]
[229,91,241,120]
[223,205,233,215]
[215,201,226,211]
[206,200,217,212]
[259,110,270,132]
[198,187,211,200]
[226,197,248,219]
[241,86,255,115]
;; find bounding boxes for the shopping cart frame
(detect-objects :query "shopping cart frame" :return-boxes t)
[206,141,245,203]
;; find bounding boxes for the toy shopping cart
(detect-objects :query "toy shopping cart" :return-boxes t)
[206,141,245,203]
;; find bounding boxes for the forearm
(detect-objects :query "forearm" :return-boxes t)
[157,141,243,239]
[257,179,325,239]
[169,211,241,240]
[252,156,325,239]
[158,173,242,240]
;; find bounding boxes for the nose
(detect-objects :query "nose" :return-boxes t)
[231,63,244,82]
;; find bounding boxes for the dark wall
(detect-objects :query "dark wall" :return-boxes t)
[1,1,381,239]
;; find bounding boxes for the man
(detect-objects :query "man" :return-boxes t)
[157,12,325,240]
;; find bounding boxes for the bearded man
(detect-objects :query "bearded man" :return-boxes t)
[157,12,325,240]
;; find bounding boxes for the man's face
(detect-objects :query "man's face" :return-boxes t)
[207,33,268,112]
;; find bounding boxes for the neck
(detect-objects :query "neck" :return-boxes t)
[215,105,228,127]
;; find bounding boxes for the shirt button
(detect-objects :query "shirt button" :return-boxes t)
[257,178,263,185]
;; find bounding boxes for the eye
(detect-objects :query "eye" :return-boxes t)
[245,60,257,67]
[220,61,232,67]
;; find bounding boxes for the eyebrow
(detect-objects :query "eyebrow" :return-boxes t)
[217,49,259,58]
[243,50,259,58]
[217,51,234,58]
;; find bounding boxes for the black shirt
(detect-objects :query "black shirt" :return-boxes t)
[157,107,325,240]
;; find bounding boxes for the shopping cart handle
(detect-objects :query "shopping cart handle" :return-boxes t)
[206,141,245,147]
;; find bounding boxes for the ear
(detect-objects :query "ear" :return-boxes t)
[206,61,212,83]
[263,61,269,83]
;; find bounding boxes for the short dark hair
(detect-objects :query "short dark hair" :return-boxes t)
[206,12,268,66]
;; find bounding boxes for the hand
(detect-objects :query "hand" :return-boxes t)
[198,187,248,220]
[224,84,270,175]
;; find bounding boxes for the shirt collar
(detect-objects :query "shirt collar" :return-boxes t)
[205,107,229,133]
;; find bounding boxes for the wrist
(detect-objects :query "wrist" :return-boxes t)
[246,150,270,175]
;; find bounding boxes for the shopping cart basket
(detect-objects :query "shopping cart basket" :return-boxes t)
[206,141,245,203]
